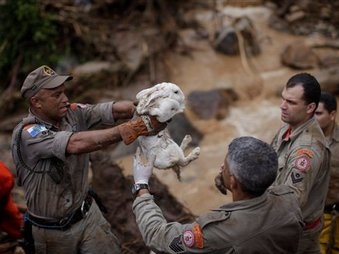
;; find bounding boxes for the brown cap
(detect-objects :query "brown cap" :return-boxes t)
[21,65,73,99]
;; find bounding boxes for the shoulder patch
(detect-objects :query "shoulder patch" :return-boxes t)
[183,230,195,248]
[23,124,35,130]
[193,223,204,248]
[169,235,184,253]
[70,103,87,111]
[291,170,304,184]
[182,224,204,249]
[26,125,47,137]
[296,149,314,158]
[295,155,311,172]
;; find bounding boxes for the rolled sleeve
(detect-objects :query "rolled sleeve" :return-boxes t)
[53,131,73,161]
[81,102,114,127]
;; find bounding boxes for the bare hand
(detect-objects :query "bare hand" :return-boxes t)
[112,100,136,120]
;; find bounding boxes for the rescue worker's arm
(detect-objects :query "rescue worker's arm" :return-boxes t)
[66,115,166,153]
[283,147,325,207]
[132,148,218,253]
[133,194,210,253]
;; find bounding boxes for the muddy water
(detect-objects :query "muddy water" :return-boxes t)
[118,6,314,215]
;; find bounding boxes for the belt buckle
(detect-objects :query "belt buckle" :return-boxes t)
[81,199,89,217]
[59,216,70,227]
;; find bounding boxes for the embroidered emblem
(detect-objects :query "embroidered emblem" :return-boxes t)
[296,149,314,158]
[295,156,311,172]
[183,230,195,248]
[291,170,303,184]
[42,65,55,76]
[27,125,47,137]
[169,235,184,252]
[193,224,204,248]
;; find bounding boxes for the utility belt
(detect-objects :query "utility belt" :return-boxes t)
[27,193,92,231]
[324,202,339,214]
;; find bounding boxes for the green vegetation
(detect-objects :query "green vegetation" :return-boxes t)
[0,0,61,89]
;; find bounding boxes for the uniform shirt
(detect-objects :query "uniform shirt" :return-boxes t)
[133,185,303,254]
[271,117,330,224]
[11,102,114,218]
[325,123,339,206]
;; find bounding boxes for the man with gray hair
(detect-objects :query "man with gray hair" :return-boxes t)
[132,136,303,253]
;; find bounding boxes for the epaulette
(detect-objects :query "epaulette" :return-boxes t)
[196,210,230,228]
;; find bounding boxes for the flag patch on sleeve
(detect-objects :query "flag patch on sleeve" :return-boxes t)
[27,125,47,137]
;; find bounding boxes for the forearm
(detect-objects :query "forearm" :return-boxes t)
[66,126,122,154]
[133,193,172,250]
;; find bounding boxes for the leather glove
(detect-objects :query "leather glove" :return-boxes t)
[118,115,167,145]
[133,147,154,184]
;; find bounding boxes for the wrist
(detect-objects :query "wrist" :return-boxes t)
[131,183,149,198]
[135,180,149,185]
[137,188,150,197]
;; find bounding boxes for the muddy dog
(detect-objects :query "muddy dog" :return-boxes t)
[136,82,200,180]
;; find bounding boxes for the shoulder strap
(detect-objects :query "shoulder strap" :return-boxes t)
[16,117,44,174]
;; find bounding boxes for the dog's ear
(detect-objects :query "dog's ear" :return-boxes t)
[136,82,185,116]
[136,86,167,114]
[148,99,184,122]
[136,86,153,101]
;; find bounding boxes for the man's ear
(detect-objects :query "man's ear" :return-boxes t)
[330,110,337,122]
[230,175,238,190]
[30,97,42,109]
[307,102,316,114]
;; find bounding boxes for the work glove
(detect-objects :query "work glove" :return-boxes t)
[133,147,155,184]
[118,115,167,145]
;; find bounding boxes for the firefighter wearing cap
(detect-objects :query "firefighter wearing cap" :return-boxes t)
[270,73,330,254]
[11,65,166,254]
[315,92,339,254]
[132,137,303,253]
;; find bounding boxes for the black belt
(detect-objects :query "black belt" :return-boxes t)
[324,203,339,213]
[27,193,92,231]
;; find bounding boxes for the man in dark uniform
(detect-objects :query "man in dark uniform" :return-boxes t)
[132,136,303,253]
[11,65,166,254]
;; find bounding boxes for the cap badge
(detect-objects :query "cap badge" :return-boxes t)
[43,66,55,76]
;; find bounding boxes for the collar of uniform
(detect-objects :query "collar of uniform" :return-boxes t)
[213,191,268,212]
[282,117,315,142]
[28,110,54,130]
[331,123,339,143]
